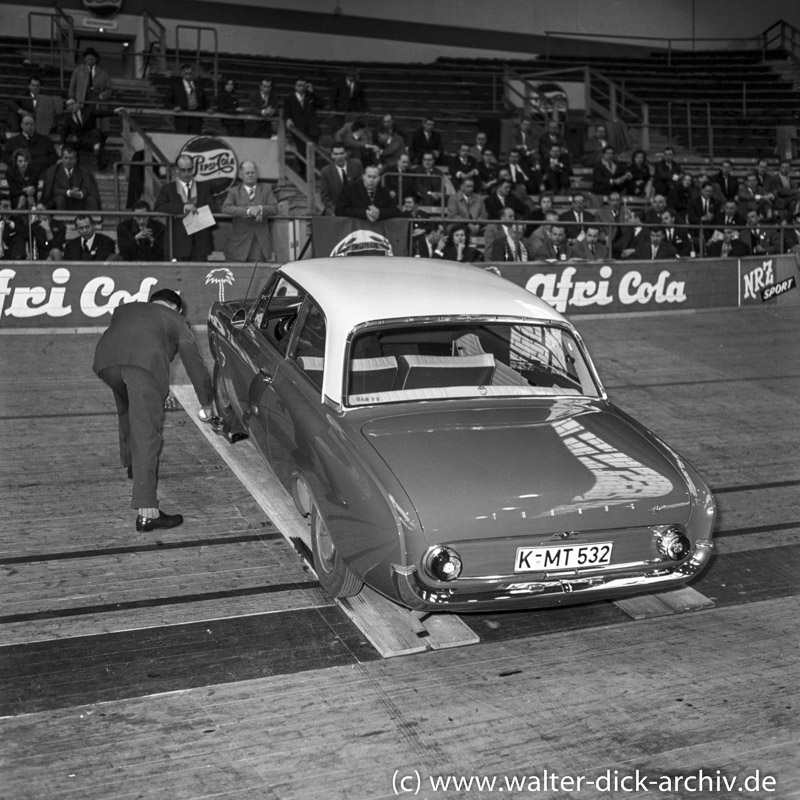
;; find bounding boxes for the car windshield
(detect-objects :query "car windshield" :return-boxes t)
[345,320,600,406]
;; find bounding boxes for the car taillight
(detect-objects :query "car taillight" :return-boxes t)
[425,546,463,581]
[655,525,691,561]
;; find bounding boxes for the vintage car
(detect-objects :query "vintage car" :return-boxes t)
[208,258,715,613]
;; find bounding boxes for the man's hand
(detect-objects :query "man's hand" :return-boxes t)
[366,205,380,222]
[164,392,180,412]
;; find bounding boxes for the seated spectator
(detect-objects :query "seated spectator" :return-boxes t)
[413,152,446,207]
[666,174,695,222]
[591,145,631,196]
[739,209,777,255]
[448,143,479,191]
[442,223,483,263]
[488,220,530,262]
[538,120,566,164]
[213,78,246,137]
[706,227,751,258]
[320,143,363,215]
[0,198,29,259]
[484,178,526,220]
[116,199,166,261]
[633,225,678,260]
[626,149,653,198]
[567,224,608,261]
[336,118,380,166]
[6,148,40,210]
[530,223,568,261]
[376,113,407,170]
[713,199,745,233]
[399,192,430,236]
[412,220,446,258]
[559,192,596,242]
[503,147,538,202]
[446,177,486,238]
[765,160,799,220]
[511,117,537,169]
[409,117,442,165]
[652,146,681,197]
[754,157,771,195]
[616,207,647,259]
[770,210,800,254]
[469,131,489,162]
[41,145,101,212]
[246,77,278,138]
[582,122,609,166]
[335,164,399,221]
[540,143,572,194]
[383,152,415,205]
[165,63,207,135]
[687,182,718,241]
[524,192,555,235]
[661,208,693,257]
[738,172,774,221]
[643,193,669,226]
[713,159,739,202]
[3,114,58,175]
[475,148,500,194]
[64,214,117,261]
[483,207,518,257]
[594,190,624,249]
[61,97,107,169]
[29,203,66,260]
[16,76,62,136]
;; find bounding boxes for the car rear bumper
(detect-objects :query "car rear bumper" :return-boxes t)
[390,540,715,612]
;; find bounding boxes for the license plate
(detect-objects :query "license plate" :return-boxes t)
[514,542,613,572]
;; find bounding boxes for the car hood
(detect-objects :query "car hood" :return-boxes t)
[361,400,692,542]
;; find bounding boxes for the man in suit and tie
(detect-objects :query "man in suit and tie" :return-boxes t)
[530,223,568,261]
[331,68,367,127]
[446,177,487,238]
[320,144,363,215]
[154,154,216,261]
[116,199,166,261]
[484,178,526,220]
[41,145,101,212]
[633,226,678,260]
[3,114,58,174]
[285,77,323,146]
[448,142,479,191]
[16,76,61,136]
[221,161,278,261]
[68,47,113,143]
[61,97,106,168]
[412,220,446,258]
[739,209,778,255]
[567,225,609,261]
[713,159,740,202]
[706,227,752,258]
[660,208,693,257]
[246,77,278,138]
[165,64,207,135]
[64,214,117,260]
[336,165,399,221]
[409,117,442,166]
[559,192,596,243]
[687,182,717,242]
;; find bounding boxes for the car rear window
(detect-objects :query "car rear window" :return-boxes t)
[346,322,600,405]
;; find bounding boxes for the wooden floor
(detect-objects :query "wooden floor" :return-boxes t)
[1,297,799,799]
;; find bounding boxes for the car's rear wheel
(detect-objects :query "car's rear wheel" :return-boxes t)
[311,503,363,598]
[213,361,239,430]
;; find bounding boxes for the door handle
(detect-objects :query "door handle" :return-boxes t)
[258,367,273,384]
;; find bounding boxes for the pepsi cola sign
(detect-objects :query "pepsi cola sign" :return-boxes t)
[179,136,238,196]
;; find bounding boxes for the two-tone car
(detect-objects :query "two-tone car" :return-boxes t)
[207,257,715,612]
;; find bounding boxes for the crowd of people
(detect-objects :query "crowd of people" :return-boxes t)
[2,54,800,263]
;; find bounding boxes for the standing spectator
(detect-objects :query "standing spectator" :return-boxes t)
[383,152,414,205]
[442,223,483,263]
[0,199,29,259]
[591,145,631,196]
[285,77,323,146]
[413,152,446,207]
[61,97,106,168]
[92,287,213,531]
[68,48,112,147]
[214,78,246,137]
[409,117,442,165]
[246,77,278,138]
[540,143,572,194]
[714,159,739,201]
[448,143,479,192]
[446,177,487,238]
[633,226,678,260]
[568,225,608,261]
[16,76,62,136]
[41,145,101,212]
[29,203,66,260]
[559,192,596,242]
[376,113,406,171]
[625,149,653,198]
[221,161,278,261]
[64,214,116,260]
[165,64,207,136]
[154,154,216,262]
[320,144,363,215]
[3,114,58,175]
[331,68,367,126]
[335,164,399,221]
[116,199,166,261]
[5,148,40,210]
[653,146,681,197]
[412,220,446,258]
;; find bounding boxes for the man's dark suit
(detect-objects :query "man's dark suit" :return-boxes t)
[559,208,597,241]
[706,239,752,258]
[331,76,367,114]
[714,173,740,201]
[61,108,103,152]
[484,191,526,220]
[409,128,442,164]
[154,179,215,261]
[687,196,718,238]
[63,232,116,261]
[284,91,323,142]
[93,301,213,509]
[319,160,363,215]
[633,239,679,260]
[116,218,166,261]
[335,181,399,219]
[41,163,101,211]
[164,76,208,135]
[662,226,693,257]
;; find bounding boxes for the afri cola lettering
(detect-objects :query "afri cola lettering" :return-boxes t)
[525,266,687,313]
[0,268,157,319]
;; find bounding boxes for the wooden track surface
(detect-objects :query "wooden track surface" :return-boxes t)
[2,299,799,799]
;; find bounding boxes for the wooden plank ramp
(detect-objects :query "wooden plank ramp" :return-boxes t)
[613,585,715,620]
[171,384,479,658]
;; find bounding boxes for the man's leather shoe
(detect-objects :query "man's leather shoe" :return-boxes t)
[136,511,184,532]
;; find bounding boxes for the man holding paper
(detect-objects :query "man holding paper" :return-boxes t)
[154,154,216,261]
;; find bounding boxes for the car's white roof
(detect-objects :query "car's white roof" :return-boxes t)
[278,257,568,404]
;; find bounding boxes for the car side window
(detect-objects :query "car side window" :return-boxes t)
[293,301,327,390]
[258,276,305,356]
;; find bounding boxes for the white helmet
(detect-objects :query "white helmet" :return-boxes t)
[330,229,393,257]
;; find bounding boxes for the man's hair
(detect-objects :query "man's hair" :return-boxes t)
[423,220,443,235]
[150,288,183,311]
[73,214,92,226]
[62,145,78,157]
[132,199,151,212]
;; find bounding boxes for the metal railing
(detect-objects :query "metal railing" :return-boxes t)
[26,5,74,90]
[142,11,167,78]
[667,100,714,159]
[175,25,219,96]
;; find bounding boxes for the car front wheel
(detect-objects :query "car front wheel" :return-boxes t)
[311,503,363,598]
[213,361,240,432]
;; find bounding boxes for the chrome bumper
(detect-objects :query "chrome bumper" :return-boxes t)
[391,540,715,612]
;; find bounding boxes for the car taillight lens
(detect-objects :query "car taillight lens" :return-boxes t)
[655,526,691,561]
[425,546,463,581]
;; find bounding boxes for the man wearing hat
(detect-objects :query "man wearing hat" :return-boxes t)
[93,289,214,532]
[68,47,112,166]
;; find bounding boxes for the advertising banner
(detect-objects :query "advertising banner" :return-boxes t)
[738,255,799,306]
